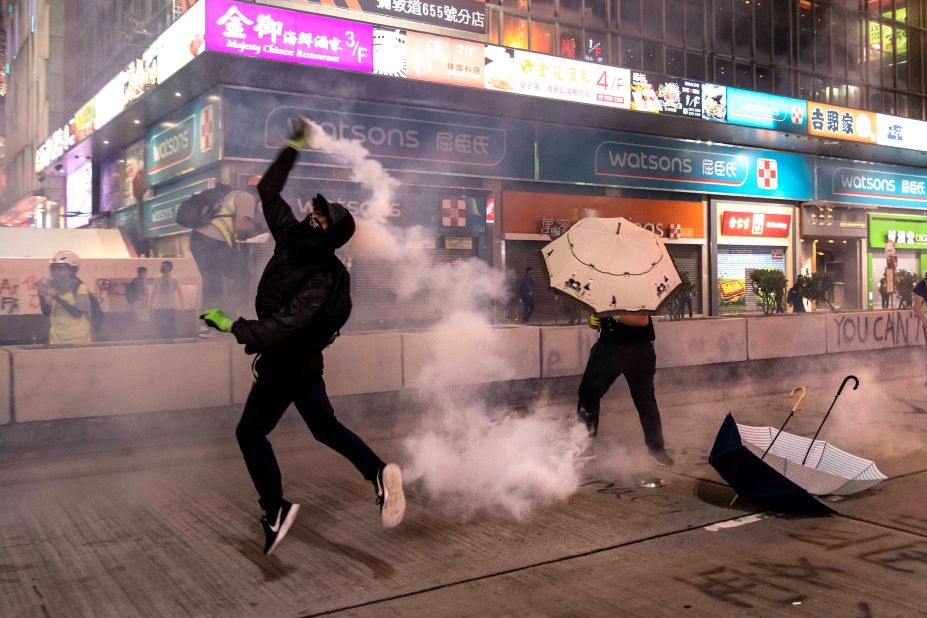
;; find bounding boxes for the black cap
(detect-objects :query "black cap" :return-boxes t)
[311,193,354,248]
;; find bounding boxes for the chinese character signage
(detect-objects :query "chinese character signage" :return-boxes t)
[630,71,701,116]
[876,114,927,150]
[300,0,486,34]
[146,95,221,186]
[726,88,807,132]
[484,46,631,110]
[808,102,878,143]
[537,125,814,200]
[407,31,483,88]
[701,83,727,122]
[720,211,791,238]
[869,214,927,249]
[817,159,927,208]
[204,0,374,73]
[221,87,535,179]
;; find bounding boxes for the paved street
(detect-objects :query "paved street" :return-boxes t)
[2,369,927,617]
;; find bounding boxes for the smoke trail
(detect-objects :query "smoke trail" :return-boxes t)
[306,118,590,520]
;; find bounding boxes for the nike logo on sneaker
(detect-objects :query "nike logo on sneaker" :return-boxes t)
[269,510,282,533]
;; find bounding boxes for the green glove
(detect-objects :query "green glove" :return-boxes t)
[200,308,233,333]
[287,117,312,150]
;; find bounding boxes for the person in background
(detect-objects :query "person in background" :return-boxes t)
[576,313,673,467]
[188,182,256,318]
[787,279,806,313]
[150,261,184,339]
[879,276,890,309]
[519,267,535,324]
[911,271,927,386]
[126,266,151,337]
[37,251,92,345]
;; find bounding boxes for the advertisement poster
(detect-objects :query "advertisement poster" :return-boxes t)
[407,31,484,88]
[808,102,878,143]
[701,83,727,122]
[204,0,374,74]
[630,71,701,116]
[875,113,927,150]
[146,95,220,186]
[300,0,486,35]
[484,46,631,109]
[717,247,787,313]
[372,27,407,78]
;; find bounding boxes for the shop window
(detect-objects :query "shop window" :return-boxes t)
[686,50,705,80]
[561,27,581,58]
[559,0,583,23]
[620,36,642,69]
[643,40,663,72]
[503,14,529,48]
[619,0,642,35]
[666,0,684,46]
[755,18,772,63]
[685,0,704,48]
[714,8,734,55]
[897,92,909,118]
[586,31,607,63]
[756,65,773,93]
[869,87,883,113]
[734,14,752,59]
[530,20,555,53]
[816,36,832,73]
[489,7,502,44]
[896,29,911,90]
[883,90,895,115]
[531,0,555,18]
[847,83,864,108]
[585,0,609,27]
[643,0,663,38]
[666,46,684,75]
[832,38,848,79]
[715,57,734,86]
[847,42,864,81]
[773,8,791,63]
[798,7,814,69]
[735,62,752,89]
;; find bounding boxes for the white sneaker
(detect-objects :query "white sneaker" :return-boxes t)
[375,463,405,528]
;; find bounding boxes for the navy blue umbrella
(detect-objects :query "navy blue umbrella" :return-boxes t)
[709,413,834,516]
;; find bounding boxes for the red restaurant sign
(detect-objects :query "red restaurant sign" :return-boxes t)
[721,211,791,238]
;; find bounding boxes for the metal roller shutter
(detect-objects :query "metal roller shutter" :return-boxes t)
[665,244,702,316]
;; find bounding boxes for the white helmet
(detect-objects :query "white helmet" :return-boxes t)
[50,250,81,270]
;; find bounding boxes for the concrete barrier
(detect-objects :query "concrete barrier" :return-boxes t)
[824,310,922,353]
[747,314,827,360]
[655,318,747,368]
[0,348,10,425]
[402,326,540,389]
[540,326,598,378]
[10,340,231,422]
[230,333,404,404]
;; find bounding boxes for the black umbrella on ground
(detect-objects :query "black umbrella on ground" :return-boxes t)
[708,413,834,516]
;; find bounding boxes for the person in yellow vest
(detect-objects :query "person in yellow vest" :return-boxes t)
[37,251,92,345]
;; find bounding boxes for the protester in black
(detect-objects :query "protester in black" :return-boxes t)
[519,267,535,324]
[199,120,405,556]
[879,277,890,309]
[577,313,673,467]
[787,280,806,313]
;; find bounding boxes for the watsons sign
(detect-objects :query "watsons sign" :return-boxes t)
[817,160,927,207]
[222,87,535,179]
[146,96,220,186]
[538,126,814,200]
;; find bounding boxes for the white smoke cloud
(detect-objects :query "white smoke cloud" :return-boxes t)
[306,117,590,520]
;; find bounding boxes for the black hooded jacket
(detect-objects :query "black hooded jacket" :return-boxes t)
[230,147,354,369]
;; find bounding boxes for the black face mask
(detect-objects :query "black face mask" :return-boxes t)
[286,217,334,264]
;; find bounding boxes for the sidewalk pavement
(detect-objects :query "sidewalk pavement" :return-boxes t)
[1,370,926,617]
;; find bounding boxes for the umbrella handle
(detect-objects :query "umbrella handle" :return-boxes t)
[790,386,806,412]
[801,375,860,466]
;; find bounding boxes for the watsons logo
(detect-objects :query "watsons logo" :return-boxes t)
[150,206,177,224]
[596,141,747,185]
[152,129,191,164]
[606,150,693,174]
[836,170,927,198]
[838,174,896,194]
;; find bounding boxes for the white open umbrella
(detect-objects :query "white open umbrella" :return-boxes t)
[542,217,681,313]
[735,423,887,495]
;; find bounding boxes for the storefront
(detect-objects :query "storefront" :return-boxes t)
[799,204,868,311]
[712,201,797,314]
[815,159,927,309]
[501,191,706,321]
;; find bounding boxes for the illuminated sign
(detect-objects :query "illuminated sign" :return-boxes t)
[726,88,807,132]
[701,83,727,122]
[869,214,927,249]
[372,27,407,78]
[70,99,96,143]
[298,0,486,35]
[817,159,927,208]
[146,95,220,185]
[484,46,631,109]
[407,31,483,88]
[204,0,374,73]
[808,102,878,143]
[721,211,791,238]
[630,71,701,116]
[876,113,927,150]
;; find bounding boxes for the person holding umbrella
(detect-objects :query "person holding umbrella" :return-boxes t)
[577,312,673,466]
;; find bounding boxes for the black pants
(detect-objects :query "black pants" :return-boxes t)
[577,339,665,452]
[881,293,890,309]
[236,371,385,516]
[521,296,535,323]
[190,232,237,311]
